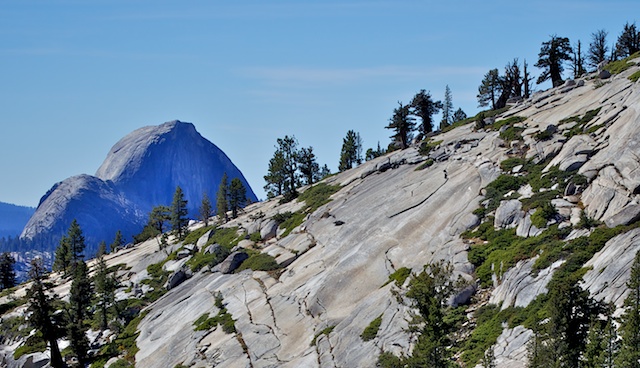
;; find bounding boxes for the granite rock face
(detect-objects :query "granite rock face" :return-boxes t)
[21,121,256,253]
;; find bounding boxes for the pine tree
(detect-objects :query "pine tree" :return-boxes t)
[217,173,229,223]
[67,260,92,366]
[26,258,64,368]
[276,135,300,200]
[523,59,533,99]
[535,35,573,87]
[452,108,467,123]
[584,303,618,368]
[110,229,124,253]
[617,250,640,368]
[385,101,415,150]
[0,252,16,290]
[228,178,247,219]
[319,164,331,179]
[410,89,442,136]
[170,186,189,239]
[264,150,286,198]
[440,85,453,130]
[200,193,213,227]
[298,146,320,185]
[149,205,171,233]
[67,219,86,262]
[94,242,117,330]
[571,40,586,78]
[366,142,385,161]
[616,22,640,59]
[588,29,609,69]
[477,69,502,110]
[53,235,72,276]
[339,130,362,171]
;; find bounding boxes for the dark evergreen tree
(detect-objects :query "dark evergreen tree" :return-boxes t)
[339,130,363,172]
[496,59,523,109]
[264,149,286,198]
[0,252,16,290]
[440,85,453,130]
[588,29,609,69]
[319,164,331,179]
[365,142,385,161]
[298,146,320,185]
[523,59,533,99]
[276,135,300,199]
[616,22,640,58]
[217,173,229,223]
[535,35,573,87]
[571,40,586,78]
[64,219,86,262]
[385,101,415,149]
[53,235,72,276]
[149,205,171,233]
[228,178,247,219]
[583,303,618,368]
[93,242,118,330]
[110,229,124,253]
[26,258,64,368]
[411,89,442,135]
[199,193,213,227]
[617,250,640,368]
[170,186,189,239]
[67,260,92,366]
[452,108,467,123]
[477,69,502,109]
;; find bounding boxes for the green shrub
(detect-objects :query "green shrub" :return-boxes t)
[499,126,524,143]
[530,202,556,228]
[272,212,293,224]
[249,232,262,242]
[462,305,503,366]
[629,70,640,82]
[182,225,213,245]
[298,182,342,212]
[384,267,412,287]
[193,298,236,334]
[534,129,554,141]
[279,212,306,238]
[377,351,404,368]
[13,333,47,359]
[491,116,526,131]
[415,158,435,171]
[361,314,383,341]
[605,59,635,74]
[236,252,281,272]
[418,140,443,156]
[500,157,526,172]
[311,325,335,346]
[205,227,243,251]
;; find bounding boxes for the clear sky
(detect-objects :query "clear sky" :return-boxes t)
[1,1,638,207]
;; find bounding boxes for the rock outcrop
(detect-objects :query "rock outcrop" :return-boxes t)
[21,121,257,253]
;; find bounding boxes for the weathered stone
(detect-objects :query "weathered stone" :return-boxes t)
[494,200,524,229]
[212,252,249,274]
[598,69,611,79]
[449,284,476,307]
[604,204,640,228]
[196,229,214,249]
[176,250,191,260]
[166,268,188,290]
[260,219,279,241]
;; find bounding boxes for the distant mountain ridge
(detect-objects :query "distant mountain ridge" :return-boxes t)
[21,120,257,254]
[0,202,34,238]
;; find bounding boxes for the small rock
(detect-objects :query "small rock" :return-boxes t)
[605,204,640,228]
[260,219,279,241]
[598,70,612,79]
[176,250,191,260]
[196,229,214,249]
[166,268,189,290]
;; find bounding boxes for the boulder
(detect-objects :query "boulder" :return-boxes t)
[604,204,640,228]
[212,252,249,274]
[449,284,476,307]
[166,268,189,290]
[494,200,524,229]
[598,70,611,79]
[205,243,222,254]
[176,250,191,260]
[196,229,214,249]
[260,219,279,241]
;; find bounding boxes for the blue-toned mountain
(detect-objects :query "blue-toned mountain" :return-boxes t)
[21,120,257,253]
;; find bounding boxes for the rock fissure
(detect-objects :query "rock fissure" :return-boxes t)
[388,177,448,219]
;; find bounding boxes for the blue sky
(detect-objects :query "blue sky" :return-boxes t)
[1,1,638,206]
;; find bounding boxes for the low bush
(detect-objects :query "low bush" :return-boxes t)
[629,70,640,82]
[236,252,281,272]
[311,325,335,346]
[384,267,412,287]
[361,314,383,341]
[182,225,213,245]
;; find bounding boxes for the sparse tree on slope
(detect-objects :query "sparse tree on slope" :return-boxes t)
[149,205,170,234]
[440,85,453,130]
[477,69,502,110]
[617,250,640,368]
[67,259,92,366]
[26,258,64,368]
[200,193,213,227]
[94,242,118,330]
[170,186,189,239]
[339,130,363,172]
[217,173,229,222]
[496,59,523,109]
[110,229,124,253]
[535,35,573,87]
[616,22,640,59]
[228,178,247,219]
[0,252,16,290]
[264,150,286,199]
[588,29,609,69]
[523,59,533,99]
[386,101,415,149]
[277,135,300,200]
[298,146,320,184]
[411,89,442,136]
[452,108,467,123]
[366,142,385,161]
[53,235,72,276]
[571,40,586,78]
